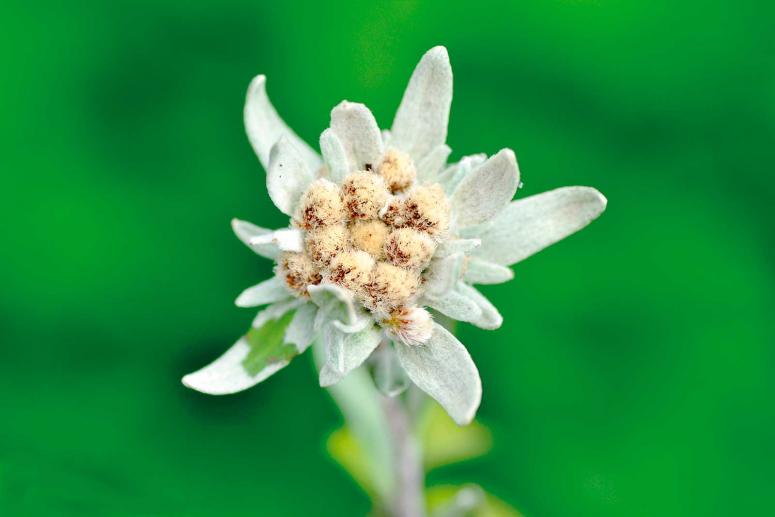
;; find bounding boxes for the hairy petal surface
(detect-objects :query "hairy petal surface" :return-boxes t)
[463,257,514,285]
[455,282,503,330]
[231,218,280,260]
[284,302,318,353]
[267,138,316,215]
[423,287,482,324]
[244,75,321,172]
[247,228,304,253]
[438,154,486,195]
[470,186,607,266]
[319,128,350,183]
[396,323,481,425]
[372,344,410,397]
[308,283,362,330]
[331,101,383,171]
[417,144,451,183]
[235,276,292,308]
[389,46,453,163]
[319,325,382,387]
[452,149,519,227]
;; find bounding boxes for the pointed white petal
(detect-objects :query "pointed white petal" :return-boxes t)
[471,186,607,266]
[456,282,503,330]
[422,287,482,323]
[284,302,318,353]
[437,154,486,195]
[395,323,481,425]
[373,344,409,397]
[331,101,383,171]
[417,144,451,183]
[463,257,514,285]
[235,276,291,307]
[319,128,350,183]
[319,325,382,387]
[390,46,453,163]
[266,138,316,215]
[423,253,465,297]
[247,228,304,252]
[251,298,303,328]
[182,310,299,395]
[452,149,519,227]
[435,238,481,258]
[243,75,321,173]
[231,218,280,260]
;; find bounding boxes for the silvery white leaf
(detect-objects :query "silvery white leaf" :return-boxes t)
[266,138,315,215]
[423,252,465,297]
[284,302,317,353]
[372,344,410,397]
[182,310,299,395]
[435,238,481,258]
[308,283,359,329]
[456,282,503,330]
[331,101,383,171]
[231,218,280,260]
[319,325,382,387]
[417,144,451,183]
[247,228,304,253]
[395,323,481,425]
[437,154,487,195]
[235,276,291,307]
[243,75,321,173]
[251,298,303,328]
[463,257,514,285]
[422,287,482,323]
[471,186,607,266]
[389,46,453,163]
[319,128,350,183]
[452,149,519,227]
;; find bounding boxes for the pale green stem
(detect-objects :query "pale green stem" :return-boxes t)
[313,339,427,516]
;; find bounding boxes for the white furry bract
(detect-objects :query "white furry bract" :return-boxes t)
[395,323,482,425]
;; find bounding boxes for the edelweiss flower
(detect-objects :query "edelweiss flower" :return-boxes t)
[182,47,606,425]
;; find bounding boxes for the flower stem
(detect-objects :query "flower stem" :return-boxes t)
[381,391,426,517]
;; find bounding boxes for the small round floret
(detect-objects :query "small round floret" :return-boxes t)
[305,224,348,266]
[294,179,345,229]
[384,228,436,269]
[341,172,389,220]
[365,262,420,311]
[277,252,321,295]
[350,219,390,258]
[327,250,375,294]
[379,149,417,193]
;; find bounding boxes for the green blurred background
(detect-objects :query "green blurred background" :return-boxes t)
[2,0,773,515]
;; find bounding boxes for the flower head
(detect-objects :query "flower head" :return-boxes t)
[182,46,607,425]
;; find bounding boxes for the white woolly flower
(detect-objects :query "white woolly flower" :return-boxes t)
[182,46,607,425]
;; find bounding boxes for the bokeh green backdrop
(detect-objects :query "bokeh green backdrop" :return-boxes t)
[2,0,773,515]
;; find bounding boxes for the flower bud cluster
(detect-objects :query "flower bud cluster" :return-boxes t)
[280,152,450,344]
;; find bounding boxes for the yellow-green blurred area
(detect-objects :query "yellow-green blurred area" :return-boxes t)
[2,0,773,515]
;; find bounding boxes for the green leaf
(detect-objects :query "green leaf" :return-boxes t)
[427,485,523,517]
[241,310,296,375]
[418,401,492,471]
[326,426,375,498]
